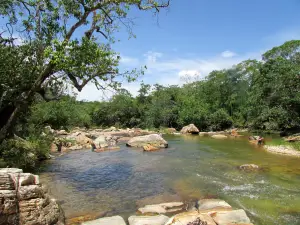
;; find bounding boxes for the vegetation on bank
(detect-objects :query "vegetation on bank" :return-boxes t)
[0,1,300,169]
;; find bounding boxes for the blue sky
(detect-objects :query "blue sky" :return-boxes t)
[78,0,300,100]
[1,1,299,100]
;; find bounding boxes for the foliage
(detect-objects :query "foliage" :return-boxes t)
[29,96,99,129]
[90,40,300,133]
[0,132,53,169]
[0,0,170,143]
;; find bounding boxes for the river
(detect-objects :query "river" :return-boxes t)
[38,134,300,225]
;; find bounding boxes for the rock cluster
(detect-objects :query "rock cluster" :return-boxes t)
[51,127,156,153]
[0,168,64,225]
[82,199,253,225]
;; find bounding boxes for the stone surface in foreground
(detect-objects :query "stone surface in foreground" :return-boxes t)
[165,211,216,225]
[138,202,184,214]
[128,215,169,225]
[211,209,253,225]
[197,199,232,211]
[0,168,64,225]
[81,215,126,225]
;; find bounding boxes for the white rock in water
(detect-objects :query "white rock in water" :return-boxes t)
[81,216,126,225]
[94,135,108,148]
[127,134,168,148]
[128,215,169,225]
[211,209,252,225]
[180,124,200,134]
[197,199,232,211]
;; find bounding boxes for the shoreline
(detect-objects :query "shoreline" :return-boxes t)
[264,145,300,157]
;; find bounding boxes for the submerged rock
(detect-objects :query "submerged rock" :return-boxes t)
[239,164,260,171]
[181,124,200,135]
[211,134,228,139]
[127,134,168,148]
[128,215,169,225]
[143,144,160,152]
[81,215,126,225]
[138,202,184,214]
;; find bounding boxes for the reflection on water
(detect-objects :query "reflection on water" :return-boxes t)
[39,135,300,225]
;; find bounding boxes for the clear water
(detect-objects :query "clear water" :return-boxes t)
[39,135,300,225]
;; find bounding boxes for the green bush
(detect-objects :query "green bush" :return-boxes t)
[208,109,233,131]
[0,133,53,170]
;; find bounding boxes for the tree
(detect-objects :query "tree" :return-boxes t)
[0,0,170,143]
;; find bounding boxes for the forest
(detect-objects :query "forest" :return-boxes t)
[28,40,300,133]
[0,0,300,168]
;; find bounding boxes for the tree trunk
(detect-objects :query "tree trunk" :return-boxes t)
[0,105,22,144]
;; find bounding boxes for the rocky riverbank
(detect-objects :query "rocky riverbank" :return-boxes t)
[51,127,165,153]
[0,168,64,225]
[0,168,255,225]
[79,199,253,225]
[264,145,300,157]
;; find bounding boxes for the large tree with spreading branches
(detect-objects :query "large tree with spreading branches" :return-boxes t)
[0,0,171,143]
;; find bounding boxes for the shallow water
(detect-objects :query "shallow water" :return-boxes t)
[39,134,300,225]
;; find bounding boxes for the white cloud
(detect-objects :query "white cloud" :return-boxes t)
[120,55,140,67]
[178,70,200,77]
[143,51,163,63]
[75,28,300,101]
[221,50,237,58]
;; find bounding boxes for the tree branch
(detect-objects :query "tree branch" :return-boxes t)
[67,71,116,92]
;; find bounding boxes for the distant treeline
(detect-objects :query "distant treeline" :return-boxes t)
[32,40,300,133]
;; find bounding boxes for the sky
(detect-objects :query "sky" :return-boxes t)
[2,1,300,101]
[77,0,300,101]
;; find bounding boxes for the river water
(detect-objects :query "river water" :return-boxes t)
[39,134,300,225]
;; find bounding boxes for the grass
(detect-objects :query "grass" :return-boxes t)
[267,139,300,151]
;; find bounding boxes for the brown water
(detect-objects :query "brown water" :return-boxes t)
[39,134,300,225]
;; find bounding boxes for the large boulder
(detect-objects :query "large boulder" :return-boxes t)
[94,135,109,148]
[128,215,169,225]
[127,134,168,148]
[138,202,184,214]
[76,134,92,146]
[82,216,126,225]
[180,124,199,135]
[0,168,64,225]
[93,135,119,150]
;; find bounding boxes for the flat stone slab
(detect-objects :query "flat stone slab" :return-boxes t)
[0,168,23,173]
[138,202,184,214]
[197,199,232,211]
[128,215,169,225]
[81,216,126,225]
[165,211,216,225]
[211,209,252,225]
